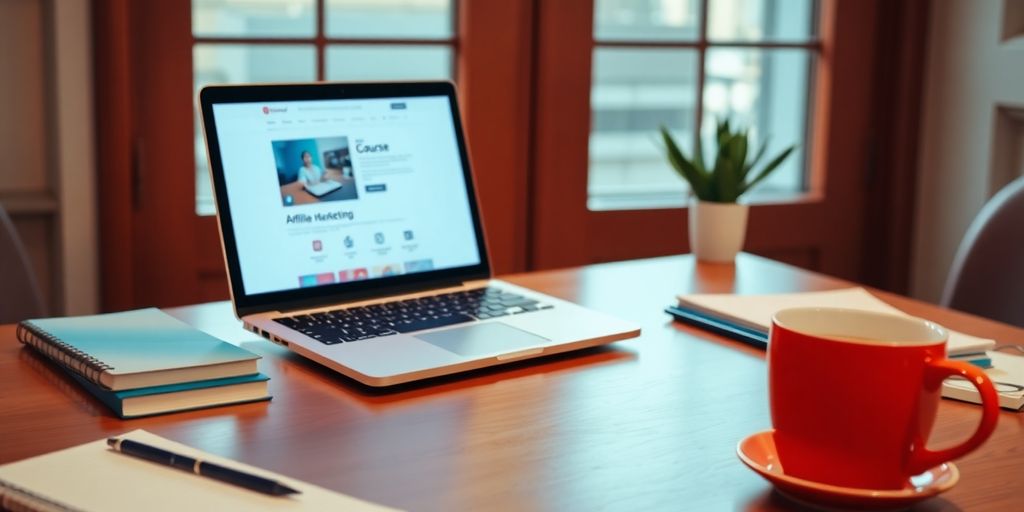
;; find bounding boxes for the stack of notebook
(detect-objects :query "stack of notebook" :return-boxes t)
[669,287,1023,410]
[670,287,996,355]
[17,308,270,418]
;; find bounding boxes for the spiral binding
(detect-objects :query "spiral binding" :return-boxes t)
[16,321,115,387]
[0,479,83,512]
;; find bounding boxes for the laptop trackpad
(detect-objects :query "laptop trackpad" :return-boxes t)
[415,322,549,357]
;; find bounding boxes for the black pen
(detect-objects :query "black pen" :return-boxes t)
[107,437,300,496]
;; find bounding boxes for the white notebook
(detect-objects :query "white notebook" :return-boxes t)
[677,287,996,356]
[0,430,399,512]
[942,351,1024,411]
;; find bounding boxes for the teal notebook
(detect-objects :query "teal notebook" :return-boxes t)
[65,371,271,418]
[17,308,260,390]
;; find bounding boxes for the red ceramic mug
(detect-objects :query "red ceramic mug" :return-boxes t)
[768,308,999,490]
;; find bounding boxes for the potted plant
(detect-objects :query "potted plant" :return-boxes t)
[659,119,796,262]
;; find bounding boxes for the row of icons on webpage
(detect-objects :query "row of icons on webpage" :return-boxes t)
[312,230,415,252]
[298,259,435,288]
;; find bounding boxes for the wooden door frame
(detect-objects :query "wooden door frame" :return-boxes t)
[93,0,537,310]
[456,0,536,277]
[529,0,918,282]
[94,0,195,310]
[93,0,135,312]
[93,0,195,310]
[859,0,930,294]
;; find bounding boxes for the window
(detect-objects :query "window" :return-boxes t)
[191,0,455,215]
[589,0,818,210]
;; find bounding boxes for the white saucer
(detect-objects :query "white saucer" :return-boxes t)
[737,429,958,510]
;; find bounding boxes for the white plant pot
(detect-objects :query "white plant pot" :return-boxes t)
[689,199,749,262]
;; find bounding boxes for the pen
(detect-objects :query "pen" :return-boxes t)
[107,437,300,496]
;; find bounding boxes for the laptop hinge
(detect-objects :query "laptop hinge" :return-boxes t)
[237,276,481,318]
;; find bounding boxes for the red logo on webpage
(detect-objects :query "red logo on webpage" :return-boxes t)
[262,106,270,115]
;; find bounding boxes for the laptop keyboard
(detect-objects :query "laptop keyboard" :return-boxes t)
[273,287,553,345]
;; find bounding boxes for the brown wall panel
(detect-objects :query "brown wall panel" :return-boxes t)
[458,0,535,275]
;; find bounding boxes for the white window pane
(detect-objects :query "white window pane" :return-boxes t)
[325,45,452,81]
[326,0,453,39]
[193,45,317,216]
[595,0,701,42]
[589,48,699,211]
[707,0,816,42]
[192,0,316,38]
[194,44,316,86]
[702,49,812,196]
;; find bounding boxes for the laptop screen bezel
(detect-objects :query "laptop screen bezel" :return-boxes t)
[198,82,492,317]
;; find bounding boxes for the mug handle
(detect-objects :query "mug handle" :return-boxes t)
[908,358,1000,474]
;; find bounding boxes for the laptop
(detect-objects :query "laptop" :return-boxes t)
[303,179,343,197]
[198,82,640,386]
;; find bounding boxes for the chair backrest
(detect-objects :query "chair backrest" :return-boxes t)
[0,203,46,323]
[941,176,1024,328]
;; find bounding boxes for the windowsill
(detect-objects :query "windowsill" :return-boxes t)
[587,188,820,211]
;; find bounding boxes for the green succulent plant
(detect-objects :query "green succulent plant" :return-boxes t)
[659,119,796,203]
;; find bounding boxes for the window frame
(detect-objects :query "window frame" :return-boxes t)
[95,0,535,310]
[529,0,878,279]
[190,0,460,82]
[191,0,461,215]
[588,0,822,210]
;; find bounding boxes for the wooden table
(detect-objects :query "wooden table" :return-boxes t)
[2,254,1022,511]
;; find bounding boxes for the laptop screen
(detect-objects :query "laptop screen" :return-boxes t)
[202,84,488,313]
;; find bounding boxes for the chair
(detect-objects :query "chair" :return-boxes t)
[0,202,45,323]
[941,176,1024,328]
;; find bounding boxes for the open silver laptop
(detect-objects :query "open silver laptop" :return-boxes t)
[303,179,342,197]
[199,82,639,386]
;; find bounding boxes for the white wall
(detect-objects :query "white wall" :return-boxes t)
[0,0,98,316]
[912,0,1024,303]
[52,0,99,315]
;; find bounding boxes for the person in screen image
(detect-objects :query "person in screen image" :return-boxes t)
[297,150,326,185]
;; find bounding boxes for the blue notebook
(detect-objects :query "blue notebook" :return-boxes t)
[17,308,260,390]
[64,371,271,418]
[665,304,768,349]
